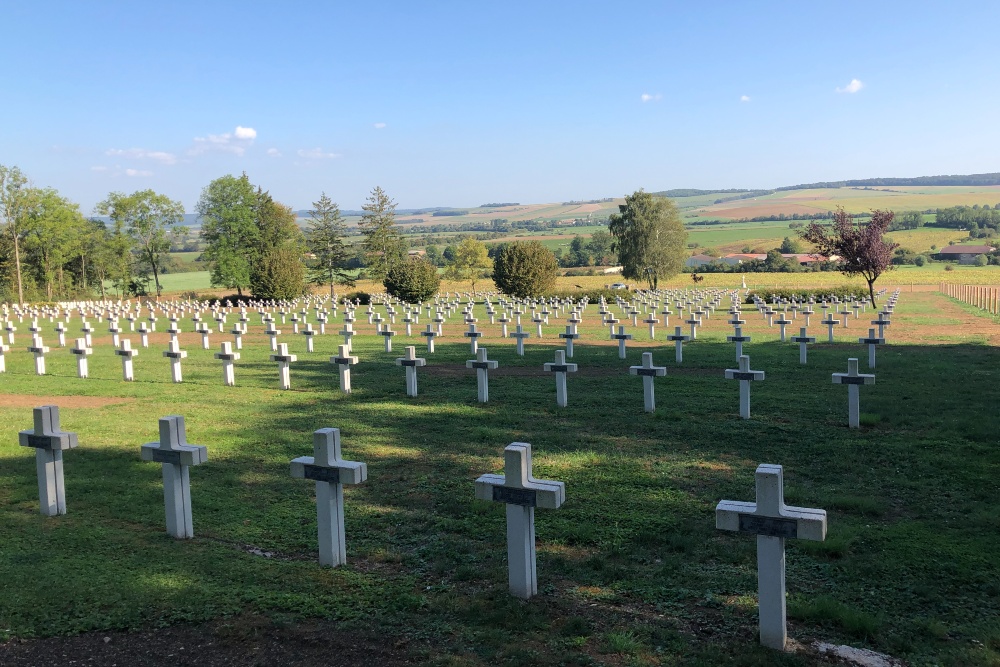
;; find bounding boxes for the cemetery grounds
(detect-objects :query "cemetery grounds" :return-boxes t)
[0,283,999,666]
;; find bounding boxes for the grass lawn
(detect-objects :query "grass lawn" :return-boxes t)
[1,290,998,665]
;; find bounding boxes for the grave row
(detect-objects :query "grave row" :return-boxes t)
[19,405,826,651]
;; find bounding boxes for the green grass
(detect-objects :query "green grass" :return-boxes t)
[156,271,213,293]
[1,293,999,664]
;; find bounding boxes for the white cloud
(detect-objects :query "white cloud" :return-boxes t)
[373,122,387,129]
[297,147,340,159]
[640,93,662,103]
[105,148,177,165]
[836,78,864,94]
[125,168,153,177]
[190,126,257,156]
[740,95,751,102]
[266,148,282,157]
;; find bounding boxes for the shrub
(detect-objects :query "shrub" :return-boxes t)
[383,258,440,303]
[914,255,927,267]
[944,264,954,271]
[974,254,989,267]
[744,286,866,304]
[340,290,371,305]
[492,241,558,298]
[251,248,306,301]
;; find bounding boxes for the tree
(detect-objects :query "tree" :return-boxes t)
[305,192,353,297]
[778,236,802,254]
[95,189,184,298]
[24,189,88,300]
[197,173,258,295]
[890,210,924,231]
[444,237,492,292]
[358,186,404,281]
[801,207,899,306]
[492,241,558,298]
[384,257,440,303]
[0,164,36,304]
[586,229,615,266]
[249,191,305,300]
[608,190,687,289]
[568,235,590,267]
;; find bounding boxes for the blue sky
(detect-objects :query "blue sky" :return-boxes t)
[2,1,998,212]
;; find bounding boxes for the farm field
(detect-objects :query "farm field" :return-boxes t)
[1,290,998,666]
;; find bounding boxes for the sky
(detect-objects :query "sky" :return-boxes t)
[2,1,999,213]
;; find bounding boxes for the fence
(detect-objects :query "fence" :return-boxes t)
[940,283,1000,315]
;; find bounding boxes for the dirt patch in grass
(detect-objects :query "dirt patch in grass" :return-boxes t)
[0,394,133,409]
[0,614,417,666]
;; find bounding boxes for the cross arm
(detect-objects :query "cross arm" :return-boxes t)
[716,500,827,541]
[291,456,367,485]
[832,373,875,385]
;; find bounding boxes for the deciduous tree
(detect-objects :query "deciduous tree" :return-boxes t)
[608,190,687,289]
[95,189,184,298]
[801,207,898,306]
[197,173,258,295]
[444,237,492,291]
[384,257,440,303]
[0,164,36,304]
[492,241,557,298]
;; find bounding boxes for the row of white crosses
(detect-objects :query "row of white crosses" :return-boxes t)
[18,406,826,651]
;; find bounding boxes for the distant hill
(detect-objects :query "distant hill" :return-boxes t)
[776,173,1000,191]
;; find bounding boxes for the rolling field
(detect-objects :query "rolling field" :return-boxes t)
[1,291,998,665]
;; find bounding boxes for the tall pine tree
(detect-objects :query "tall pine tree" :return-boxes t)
[305,192,353,296]
[358,186,405,282]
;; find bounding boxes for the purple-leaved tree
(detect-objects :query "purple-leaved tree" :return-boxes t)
[802,207,899,307]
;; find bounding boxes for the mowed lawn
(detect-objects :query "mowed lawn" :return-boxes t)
[0,291,998,665]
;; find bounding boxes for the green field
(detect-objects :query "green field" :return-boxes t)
[1,292,999,665]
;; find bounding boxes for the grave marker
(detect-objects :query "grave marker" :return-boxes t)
[629,352,667,412]
[858,328,884,369]
[543,349,578,407]
[716,464,827,650]
[19,405,79,516]
[832,358,875,428]
[163,339,187,383]
[466,347,499,403]
[330,344,359,393]
[725,355,765,419]
[474,443,565,599]
[611,325,632,359]
[666,326,690,363]
[140,416,208,539]
[395,346,427,397]
[214,341,240,386]
[290,428,367,567]
[115,339,138,381]
[790,327,816,365]
[270,343,298,390]
[28,334,50,375]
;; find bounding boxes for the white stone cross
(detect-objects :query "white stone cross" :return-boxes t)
[790,327,816,365]
[832,358,875,428]
[543,349,578,407]
[270,343,298,390]
[115,339,139,381]
[464,323,483,354]
[716,464,827,650]
[611,325,633,359]
[163,339,187,383]
[68,337,92,378]
[108,319,122,348]
[214,341,240,386]
[466,347,499,403]
[419,323,438,353]
[558,324,579,358]
[727,326,751,362]
[643,314,659,339]
[138,322,149,348]
[300,323,316,352]
[330,344,359,393]
[231,322,245,350]
[474,443,565,599]
[167,318,181,345]
[498,312,511,338]
[666,326,691,363]
[858,328,884,368]
[871,315,891,339]
[291,428,367,567]
[28,334,50,375]
[55,321,67,347]
[19,405,79,516]
[821,313,839,343]
[629,352,667,412]
[140,415,208,539]
[199,324,212,350]
[0,340,8,373]
[5,320,16,345]
[395,346,427,397]
[725,354,765,419]
[265,321,282,352]
[685,313,701,339]
[510,324,531,357]
[378,324,396,352]
[773,314,792,342]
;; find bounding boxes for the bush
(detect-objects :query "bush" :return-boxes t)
[340,291,371,305]
[492,241,558,298]
[914,255,927,267]
[744,286,867,304]
[974,254,989,267]
[383,258,440,303]
[251,248,306,301]
[545,288,628,302]
[944,264,955,271]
